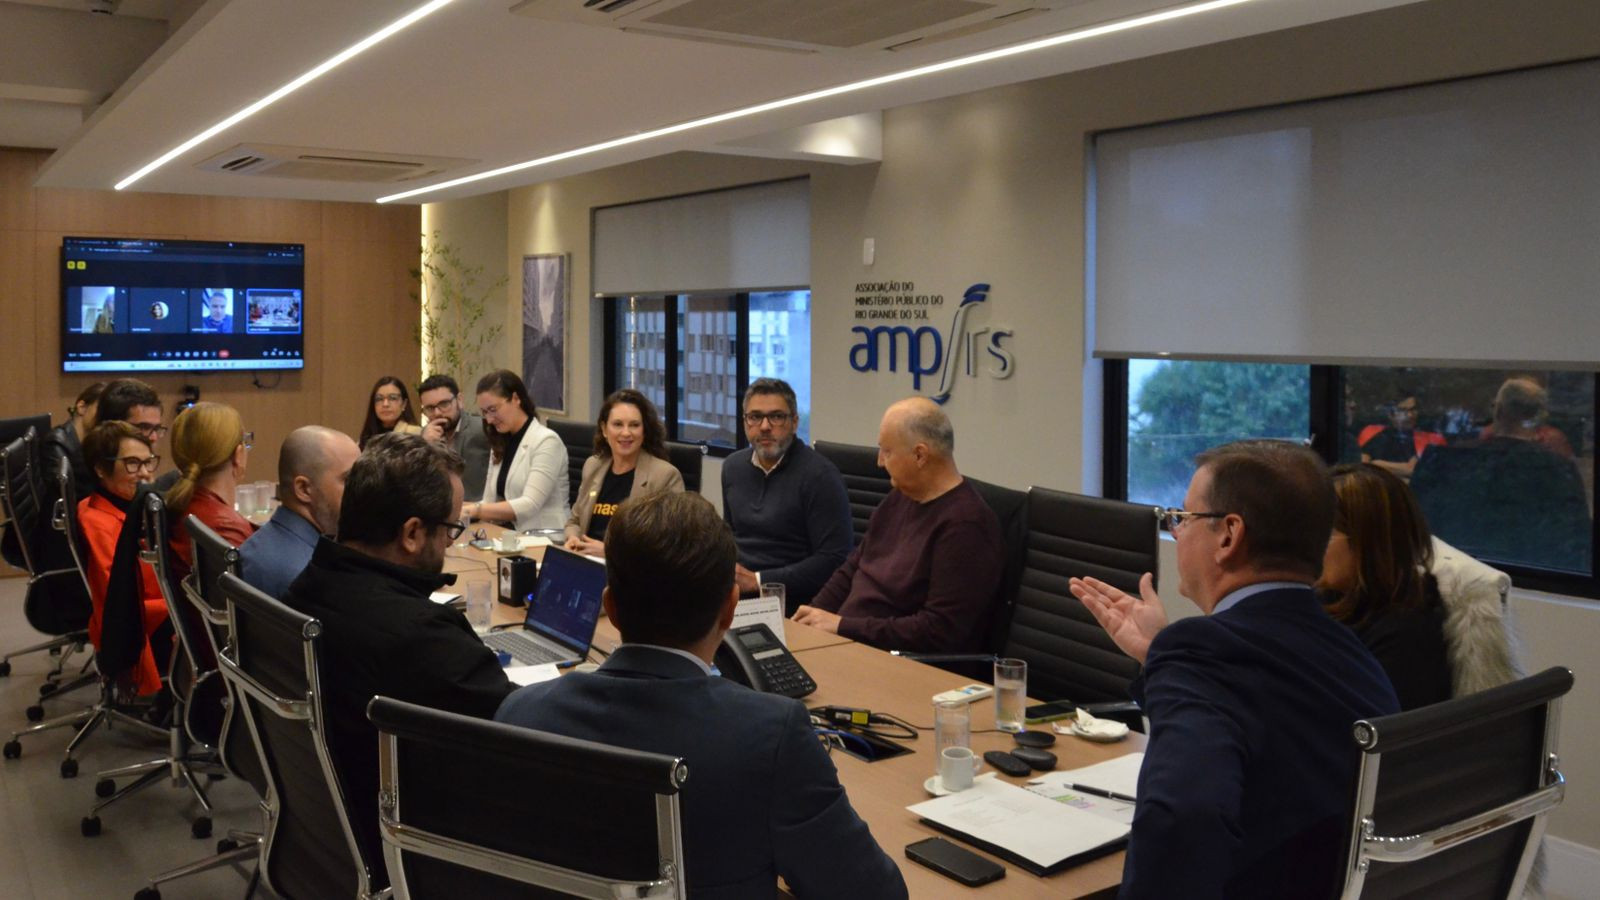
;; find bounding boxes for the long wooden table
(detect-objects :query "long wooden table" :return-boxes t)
[443,534,1138,897]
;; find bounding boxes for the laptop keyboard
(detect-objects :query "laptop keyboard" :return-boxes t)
[483,630,570,666]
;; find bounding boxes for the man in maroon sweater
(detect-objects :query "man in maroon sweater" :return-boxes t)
[794,398,1003,652]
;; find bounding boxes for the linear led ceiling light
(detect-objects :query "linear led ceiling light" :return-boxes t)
[115,0,457,191]
[378,0,1263,203]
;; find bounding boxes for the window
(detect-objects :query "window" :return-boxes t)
[606,290,811,454]
[1108,360,1598,592]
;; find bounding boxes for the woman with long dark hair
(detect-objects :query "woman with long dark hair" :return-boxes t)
[359,375,421,449]
[562,389,682,555]
[461,370,568,531]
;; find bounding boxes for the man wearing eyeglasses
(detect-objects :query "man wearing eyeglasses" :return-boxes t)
[720,378,852,614]
[417,373,491,501]
[281,432,514,885]
[1069,441,1397,900]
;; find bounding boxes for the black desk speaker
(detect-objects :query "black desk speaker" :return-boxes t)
[497,556,538,607]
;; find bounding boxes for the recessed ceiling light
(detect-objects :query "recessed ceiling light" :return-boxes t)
[115,0,457,191]
[378,0,1263,203]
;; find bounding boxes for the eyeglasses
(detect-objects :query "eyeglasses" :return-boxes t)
[1155,507,1228,532]
[420,397,458,416]
[432,519,467,540]
[113,455,161,475]
[743,411,792,426]
[240,431,254,451]
[134,423,168,439]
[374,393,405,406]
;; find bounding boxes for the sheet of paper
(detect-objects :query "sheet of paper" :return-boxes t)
[1057,751,1144,797]
[428,591,462,605]
[1022,780,1136,825]
[907,777,1130,868]
[732,595,787,647]
[503,663,561,686]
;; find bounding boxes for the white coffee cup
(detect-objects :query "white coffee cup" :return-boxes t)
[939,746,981,792]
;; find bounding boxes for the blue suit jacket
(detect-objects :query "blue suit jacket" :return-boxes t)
[1122,586,1399,900]
[494,645,906,900]
[237,506,321,600]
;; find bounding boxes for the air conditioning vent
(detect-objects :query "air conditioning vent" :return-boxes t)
[511,0,1078,54]
[195,144,477,184]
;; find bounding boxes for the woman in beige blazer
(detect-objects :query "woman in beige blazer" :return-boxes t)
[564,389,684,555]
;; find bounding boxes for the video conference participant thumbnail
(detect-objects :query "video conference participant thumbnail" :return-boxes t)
[197,288,233,333]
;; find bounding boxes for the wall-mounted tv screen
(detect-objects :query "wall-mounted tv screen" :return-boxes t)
[61,236,305,373]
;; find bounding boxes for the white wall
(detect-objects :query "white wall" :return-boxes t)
[428,0,1600,849]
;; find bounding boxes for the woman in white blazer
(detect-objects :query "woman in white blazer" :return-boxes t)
[462,369,569,531]
[563,389,684,556]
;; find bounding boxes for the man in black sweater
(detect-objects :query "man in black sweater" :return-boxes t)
[721,378,852,613]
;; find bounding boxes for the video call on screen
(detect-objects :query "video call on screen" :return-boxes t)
[60,237,306,373]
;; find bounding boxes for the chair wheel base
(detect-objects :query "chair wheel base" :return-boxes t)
[95,778,116,798]
[60,758,78,778]
[38,681,57,697]
[80,816,101,837]
[2,741,19,760]
[134,889,160,900]
[216,838,239,853]
[25,705,44,722]
[191,816,212,840]
[0,660,10,677]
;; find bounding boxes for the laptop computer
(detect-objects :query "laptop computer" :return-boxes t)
[481,546,606,666]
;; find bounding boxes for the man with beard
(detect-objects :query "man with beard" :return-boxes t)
[418,373,491,501]
[237,426,361,598]
[720,378,851,614]
[281,432,514,884]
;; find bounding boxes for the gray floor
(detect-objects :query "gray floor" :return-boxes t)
[0,576,267,900]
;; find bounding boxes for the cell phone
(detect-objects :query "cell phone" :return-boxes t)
[1023,700,1077,724]
[469,538,494,551]
[905,837,1006,886]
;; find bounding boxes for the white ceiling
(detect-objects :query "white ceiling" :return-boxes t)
[13,0,1426,204]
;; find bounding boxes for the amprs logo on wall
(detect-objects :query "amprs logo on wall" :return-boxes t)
[848,282,1014,403]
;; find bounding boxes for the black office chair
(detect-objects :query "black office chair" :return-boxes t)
[216,572,386,899]
[368,695,689,899]
[1337,666,1573,899]
[1005,488,1156,710]
[665,440,706,494]
[545,418,593,507]
[82,492,226,838]
[813,440,892,545]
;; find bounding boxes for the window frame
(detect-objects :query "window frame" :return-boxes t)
[1103,358,1600,599]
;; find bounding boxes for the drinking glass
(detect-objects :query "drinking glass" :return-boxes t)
[994,657,1028,733]
[933,699,971,764]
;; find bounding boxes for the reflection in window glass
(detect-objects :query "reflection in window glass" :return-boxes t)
[750,291,811,442]
[1126,360,1311,509]
[613,296,668,415]
[1343,367,1593,575]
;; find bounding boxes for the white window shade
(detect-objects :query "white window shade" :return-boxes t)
[593,179,809,296]
[1093,59,1600,369]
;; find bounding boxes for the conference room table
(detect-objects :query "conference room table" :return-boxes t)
[445,532,1140,898]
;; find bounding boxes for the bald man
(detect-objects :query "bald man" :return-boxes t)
[793,398,1003,652]
[237,426,361,599]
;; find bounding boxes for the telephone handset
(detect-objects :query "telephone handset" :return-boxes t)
[715,624,817,698]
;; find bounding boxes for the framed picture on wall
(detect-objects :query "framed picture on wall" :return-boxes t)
[522,253,568,414]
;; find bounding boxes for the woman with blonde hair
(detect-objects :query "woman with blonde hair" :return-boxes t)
[165,401,255,576]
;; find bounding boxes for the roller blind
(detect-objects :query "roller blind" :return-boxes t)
[593,178,809,296]
[1093,59,1600,368]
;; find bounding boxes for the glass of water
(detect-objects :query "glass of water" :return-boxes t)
[465,581,493,633]
[994,657,1028,733]
[933,699,971,764]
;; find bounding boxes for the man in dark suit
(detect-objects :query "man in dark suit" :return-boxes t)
[495,492,906,900]
[1071,440,1398,900]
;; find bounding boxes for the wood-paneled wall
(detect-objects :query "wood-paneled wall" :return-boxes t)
[0,147,421,489]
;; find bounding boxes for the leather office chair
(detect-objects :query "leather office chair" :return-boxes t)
[665,440,706,494]
[368,695,689,900]
[82,491,226,838]
[545,418,593,507]
[1006,488,1155,709]
[813,440,891,545]
[1337,666,1572,899]
[215,572,386,900]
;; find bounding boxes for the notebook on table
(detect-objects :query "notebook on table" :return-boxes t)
[481,546,606,666]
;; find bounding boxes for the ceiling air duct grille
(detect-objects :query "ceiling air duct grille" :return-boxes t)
[196,144,477,183]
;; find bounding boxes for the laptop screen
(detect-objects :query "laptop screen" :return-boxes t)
[523,546,606,652]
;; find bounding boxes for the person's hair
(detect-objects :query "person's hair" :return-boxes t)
[417,374,460,397]
[337,432,464,545]
[1193,440,1334,578]
[82,421,150,481]
[71,382,107,418]
[476,369,536,463]
[277,426,348,497]
[593,389,668,459]
[743,378,797,417]
[899,399,955,457]
[359,375,418,448]
[1323,463,1436,627]
[165,402,244,515]
[92,378,161,427]
[1493,377,1547,429]
[604,492,737,648]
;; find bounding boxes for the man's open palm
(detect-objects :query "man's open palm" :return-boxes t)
[1068,573,1166,664]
